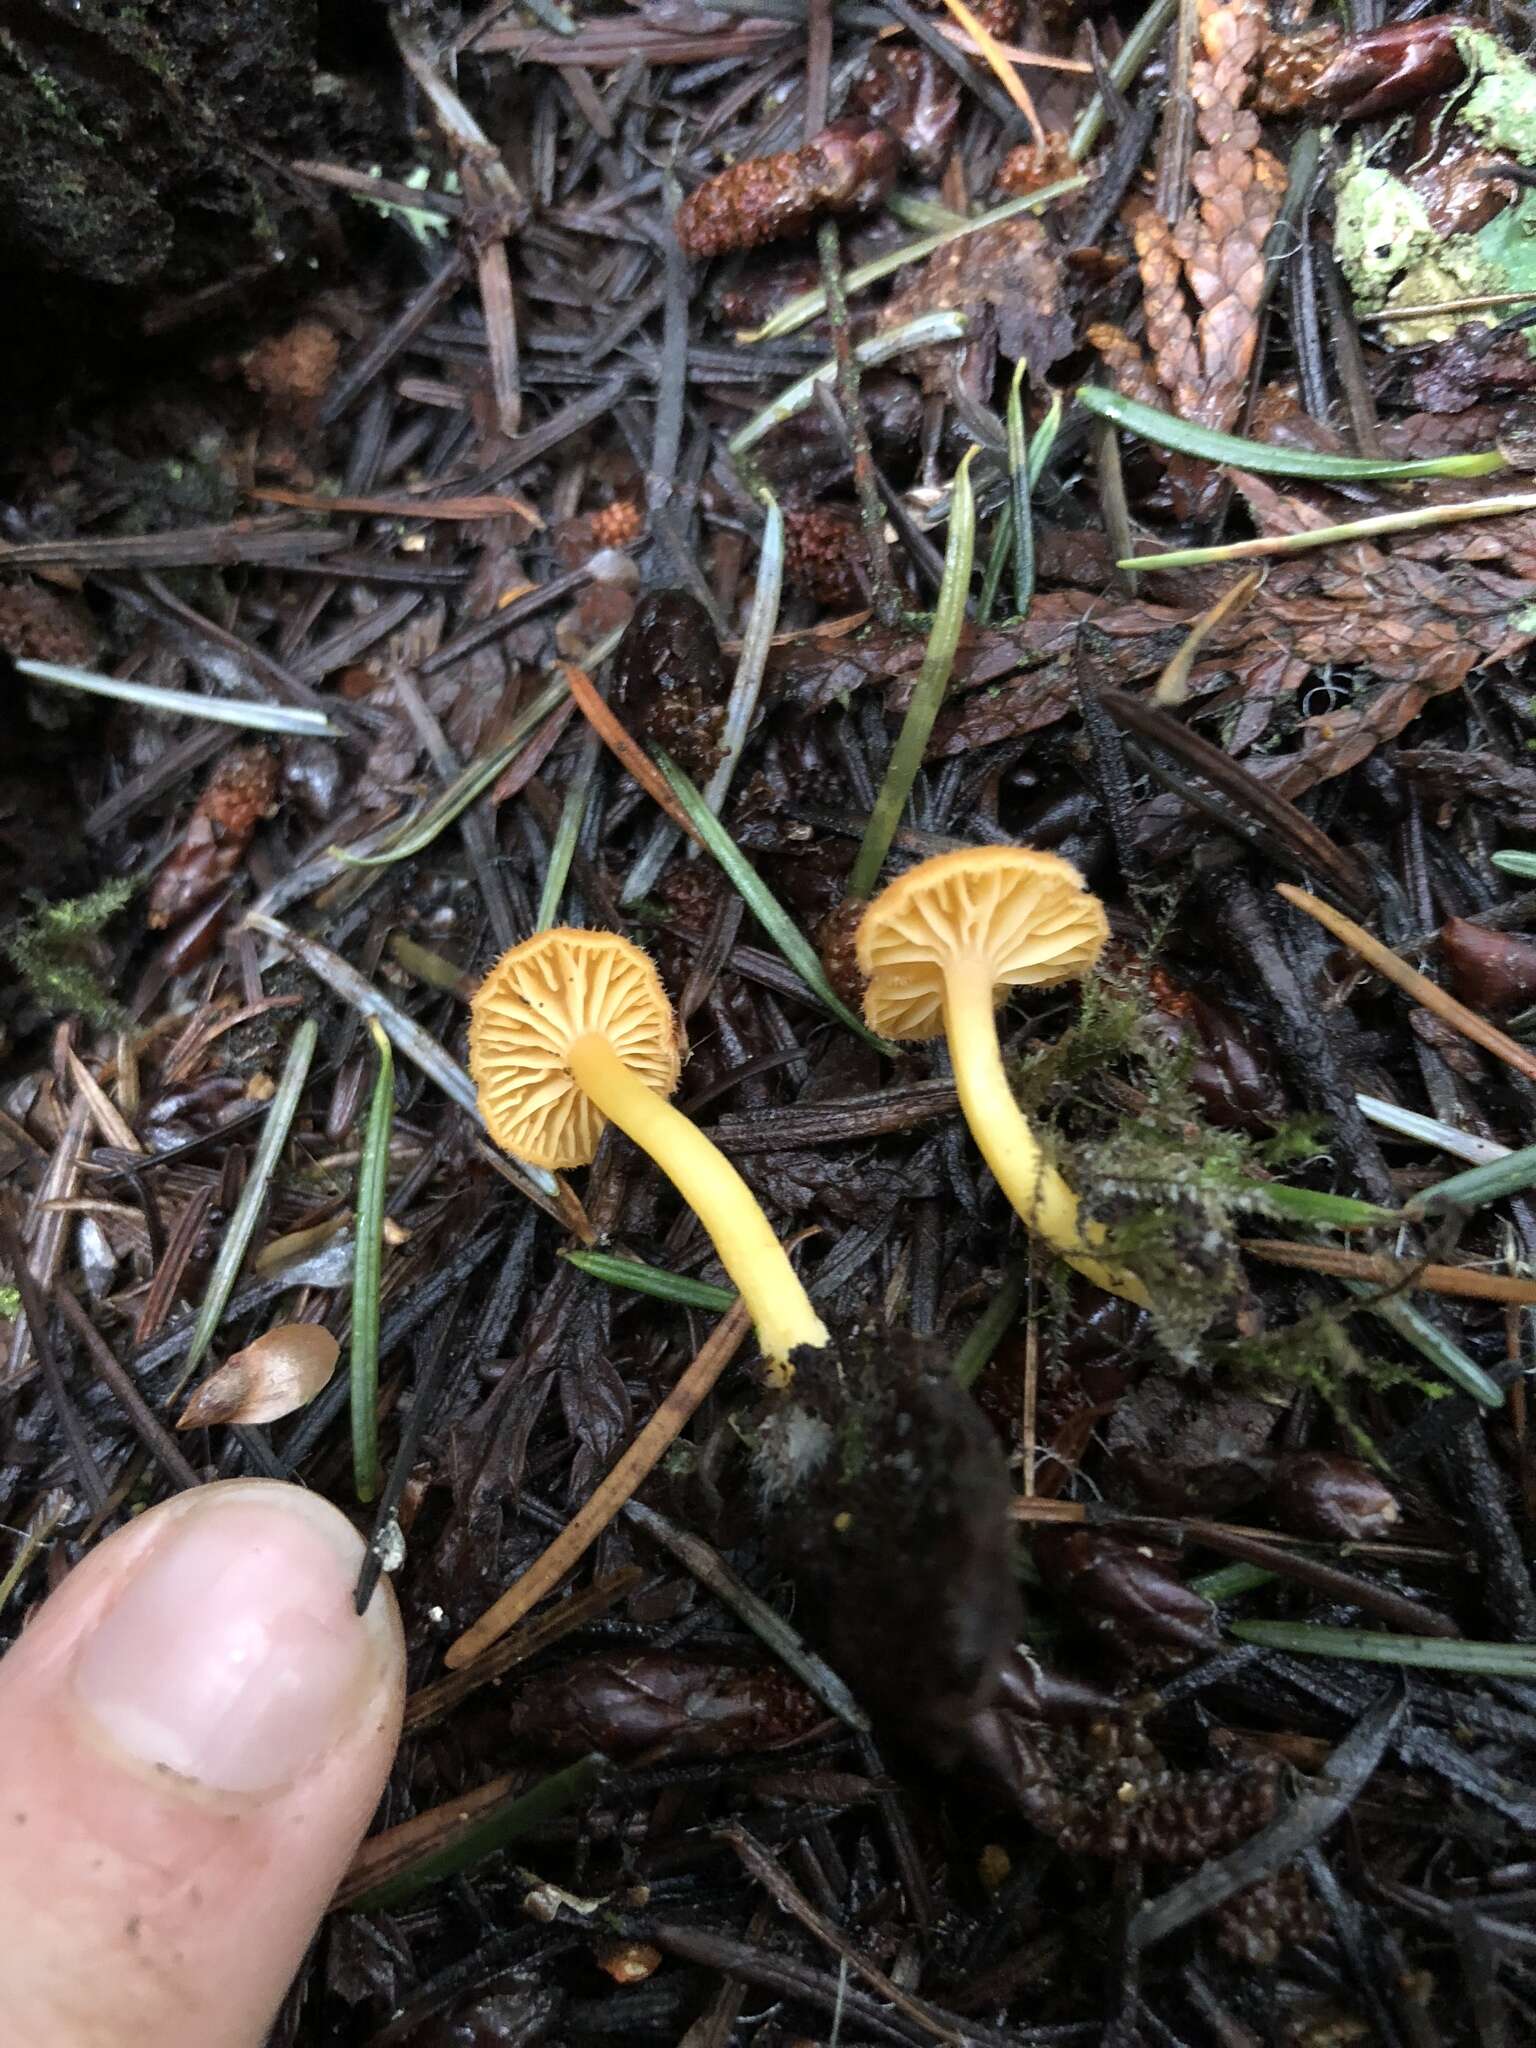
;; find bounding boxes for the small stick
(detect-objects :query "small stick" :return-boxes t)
[1509,1298,1536,1522]
[444,1301,752,1668]
[722,1827,966,2046]
[1183,1519,1459,1638]
[0,1213,110,1514]
[54,1291,200,1493]
[817,223,901,624]
[1276,884,1536,1089]
[625,1498,869,1732]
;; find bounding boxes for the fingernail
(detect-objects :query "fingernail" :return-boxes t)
[72,1485,387,1794]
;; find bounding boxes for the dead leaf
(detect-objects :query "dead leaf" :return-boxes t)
[177,1322,340,1429]
[881,215,1073,386]
[1256,18,1465,122]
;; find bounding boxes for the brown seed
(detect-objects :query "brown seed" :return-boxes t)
[1269,1451,1400,1541]
[589,498,644,550]
[1251,22,1341,114]
[593,1940,663,1985]
[1440,917,1536,1016]
[147,745,278,930]
[177,1322,340,1430]
[1033,1528,1220,1655]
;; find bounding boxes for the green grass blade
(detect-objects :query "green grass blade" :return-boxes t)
[980,392,1061,624]
[1409,1141,1536,1219]
[848,446,976,899]
[1191,1562,1277,1602]
[741,179,1085,343]
[536,728,601,931]
[15,659,337,737]
[562,1249,735,1312]
[1068,0,1177,160]
[0,1498,69,1621]
[345,1754,609,1911]
[952,1257,1029,1390]
[1118,490,1536,571]
[701,491,783,816]
[1007,362,1036,618]
[331,672,568,867]
[1357,1092,1508,1167]
[350,1021,394,1503]
[1076,386,1506,483]
[978,505,1014,623]
[652,750,896,1054]
[1346,1283,1504,1408]
[728,312,967,459]
[178,1018,318,1390]
[1256,1184,1402,1229]
[1232,1619,1536,1679]
[1027,388,1064,482]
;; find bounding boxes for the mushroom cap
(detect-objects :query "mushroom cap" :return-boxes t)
[469,928,681,1168]
[856,846,1109,1040]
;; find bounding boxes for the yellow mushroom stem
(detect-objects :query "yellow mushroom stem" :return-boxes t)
[941,956,1151,1309]
[567,1032,830,1377]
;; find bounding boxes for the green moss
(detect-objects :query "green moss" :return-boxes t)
[1332,37,1536,349]
[1013,979,1147,1115]
[1219,1308,1441,1459]
[2,878,135,1027]
[1454,28,1536,160]
[1008,957,1395,1393]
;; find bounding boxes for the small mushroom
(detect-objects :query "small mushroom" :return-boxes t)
[469,928,829,1377]
[856,847,1149,1306]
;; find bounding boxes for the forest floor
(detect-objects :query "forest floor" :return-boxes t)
[5,2,1536,2042]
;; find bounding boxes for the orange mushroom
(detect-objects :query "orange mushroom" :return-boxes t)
[469,928,829,1377]
[856,847,1149,1306]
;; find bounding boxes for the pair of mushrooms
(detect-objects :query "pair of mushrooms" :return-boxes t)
[469,846,1146,1380]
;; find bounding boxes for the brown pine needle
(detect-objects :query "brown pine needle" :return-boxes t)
[1152,568,1264,707]
[929,22,1091,70]
[557,658,705,849]
[937,0,1046,147]
[1276,884,1536,1089]
[405,1566,642,1733]
[444,1299,752,1669]
[252,485,544,525]
[1241,1238,1536,1306]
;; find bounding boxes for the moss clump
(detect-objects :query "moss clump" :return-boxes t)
[1013,966,1282,1359]
[1011,960,1394,1411]
[2,878,135,1027]
[1014,977,1147,1116]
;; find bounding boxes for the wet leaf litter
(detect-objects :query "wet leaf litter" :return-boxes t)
[4,0,1536,2040]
